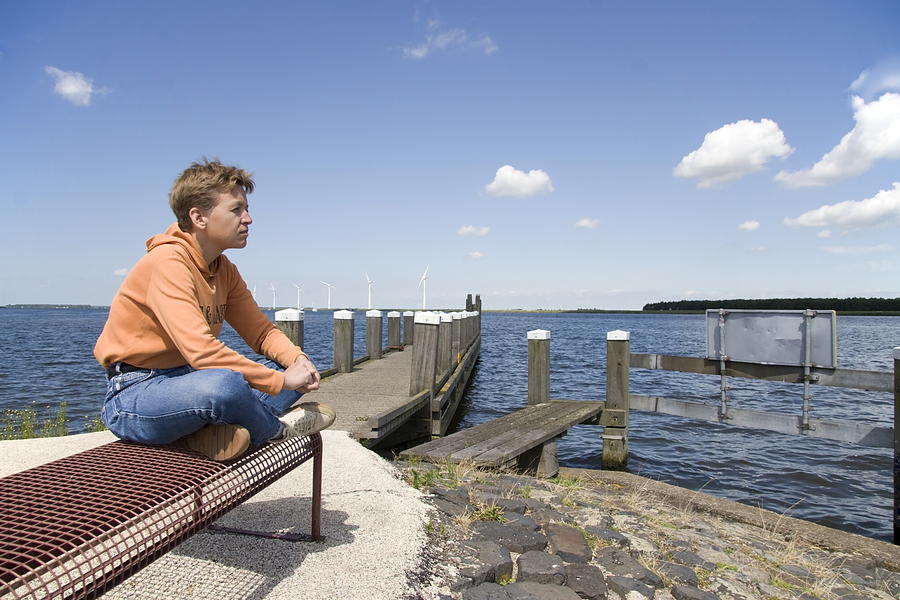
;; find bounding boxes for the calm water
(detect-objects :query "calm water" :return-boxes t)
[0,308,895,541]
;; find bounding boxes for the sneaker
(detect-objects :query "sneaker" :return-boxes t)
[181,423,251,462]
[274,402,336,441]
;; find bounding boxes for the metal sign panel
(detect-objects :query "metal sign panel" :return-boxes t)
[705,309,837,368]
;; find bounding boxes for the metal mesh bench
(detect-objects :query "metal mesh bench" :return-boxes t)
[0,433,322,600]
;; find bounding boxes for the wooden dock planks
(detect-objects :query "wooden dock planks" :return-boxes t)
[401,401,603,467]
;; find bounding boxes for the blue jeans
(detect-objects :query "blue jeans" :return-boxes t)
[101,359,301,447]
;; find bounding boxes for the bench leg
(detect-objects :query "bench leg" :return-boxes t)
[312,447,322,541]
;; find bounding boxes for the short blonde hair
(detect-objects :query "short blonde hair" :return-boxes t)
[169,159,255,230]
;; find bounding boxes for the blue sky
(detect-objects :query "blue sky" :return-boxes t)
[3,1,900,310]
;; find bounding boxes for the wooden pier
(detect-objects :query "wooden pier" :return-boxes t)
[402,400,602,475]
[278,294,483,449]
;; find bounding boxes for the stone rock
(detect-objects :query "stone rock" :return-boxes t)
[583,525,630,549]
[521,498,551,512]
[668,550,716,573]
[606,575,656,599]
[504,581,583,600]
[471,490,529,514]
[528,507,575,527]
[470,520,548,553]
[454,541,514,589]
[656,561,698,586]
[504,512,540,531]
[595,547,664,588]
[780,563,815,584]
[431,486,473,517]
[544,523,592,563]
[565,563,607,600]
[516,551,566,585]
[671,584,719,600]
[462,582,512,600]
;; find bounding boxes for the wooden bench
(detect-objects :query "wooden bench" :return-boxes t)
[0,433,322,600]
[401,401,602,476]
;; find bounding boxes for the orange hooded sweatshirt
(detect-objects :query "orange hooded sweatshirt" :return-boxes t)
[94,223,302,395]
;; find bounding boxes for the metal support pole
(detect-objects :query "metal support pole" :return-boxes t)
[893,347,899,544]
[800,309,816,433]
[718,309,730,422]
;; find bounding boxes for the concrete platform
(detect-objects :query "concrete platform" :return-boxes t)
[0,430,434,600]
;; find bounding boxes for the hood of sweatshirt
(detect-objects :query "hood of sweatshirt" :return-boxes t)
[145,223,218,279]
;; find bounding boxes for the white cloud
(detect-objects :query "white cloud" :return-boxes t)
[466,251,484,260]
[403,20,497,60]
[457,225,490,236]
[850,57,900,99]
[822,244,892,255]
[113,268,128,276]
[674,119,793,187]
[485,165,554,197]
[816,229,832,239]
[751,246,768,252]
[574,218,599,229]
[783,182,900,228]
[738,220,760,231]
[45,66,105,106]
[776,93,900,187]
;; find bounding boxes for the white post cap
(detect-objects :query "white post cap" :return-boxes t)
[472,311,480,316]
[334,310,354,320]
[275,308,303,321]
[387,311,401,318]
[607,330,630,341]
[527,329,551,340]
[451,312,462,320]
[403,311,415,316]
[894,347,900,360]
[440,312,453,323]
[414,311,441,325]
[366,310,383,318]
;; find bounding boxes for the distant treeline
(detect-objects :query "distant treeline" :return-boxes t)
[3,304,101,309]
[641,297,900,312]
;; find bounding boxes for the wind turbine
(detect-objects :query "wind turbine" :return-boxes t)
[293,283,303,310]
[365,272,374,310]
[418,265,429,310]
[320,281,335,310]
[270,283,277,311]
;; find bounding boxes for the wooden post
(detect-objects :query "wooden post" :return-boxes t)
[275,308,304,350]
[333,310,354,373]
[601,330,630,469]
[466,294,473,311]
[451,312,462,364]
[523,329,557,477]
[387,311,401,348]
[438,312,452,378]
[409,311,440,396]
[403,311,415,346]
[527,329,551,405]
[475,294,482,334]
[894,347,899,544]
[366,310,383,360]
